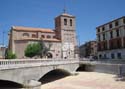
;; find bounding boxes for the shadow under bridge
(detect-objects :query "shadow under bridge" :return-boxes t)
[39,69,71,84]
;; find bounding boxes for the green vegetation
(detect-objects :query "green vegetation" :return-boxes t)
[25,43,42,58]
[25,42,52,58]
[5,50,17,59]
[40,43,52,58]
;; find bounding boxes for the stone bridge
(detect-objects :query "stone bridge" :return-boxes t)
[0,58,125,88]
[0,59,80,88]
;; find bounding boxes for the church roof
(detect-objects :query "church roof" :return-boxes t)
[61,13,74,17]
[19,38,61,42]
[55,13,75,18]
[42,38,61,42]
[12,26,55,33]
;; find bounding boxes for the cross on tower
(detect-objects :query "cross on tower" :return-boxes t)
[63,0,67,13]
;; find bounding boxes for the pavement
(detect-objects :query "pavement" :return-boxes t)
[41,72,125,89]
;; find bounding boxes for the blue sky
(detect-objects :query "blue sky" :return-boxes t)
[0,0,125,46]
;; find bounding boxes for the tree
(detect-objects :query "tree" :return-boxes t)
[25,43,42,58]
[38,42,52,58]
[5,50,17,59]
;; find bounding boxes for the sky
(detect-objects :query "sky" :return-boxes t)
[0,0,125,46]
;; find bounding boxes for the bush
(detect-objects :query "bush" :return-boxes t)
[25,43,41,58]
[5,50,17,59]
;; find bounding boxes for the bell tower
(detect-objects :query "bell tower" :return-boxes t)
[55,12,78,58]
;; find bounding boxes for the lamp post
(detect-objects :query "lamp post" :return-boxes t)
[2,30,5,47]
[0,28,5,59]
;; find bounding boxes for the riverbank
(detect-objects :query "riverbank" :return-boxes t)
[41,72,125,89]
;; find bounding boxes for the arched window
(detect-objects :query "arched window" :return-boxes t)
[47,35,51,38]
[41,35,45,38]
[64,19,67,25]
[32,34,37,38]
[70,19,72,26]
[53,36,56,38]
[23,33,29,37]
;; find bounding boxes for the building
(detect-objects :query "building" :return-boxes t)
[8,12,78,59]
[96,16,125,59]
[0,45,6,59]
[79,41,97,58]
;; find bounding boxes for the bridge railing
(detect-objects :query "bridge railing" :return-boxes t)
[0,58,79,70]
[79,58,125,64]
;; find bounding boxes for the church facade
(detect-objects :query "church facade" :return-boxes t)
[8,12,78,59]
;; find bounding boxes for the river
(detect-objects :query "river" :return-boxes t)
[41,72,125,89]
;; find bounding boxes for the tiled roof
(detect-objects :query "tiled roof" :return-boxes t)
[19,38,61,42]
[42,38,61,42]
[58,13,75,18]
[12,26,55,33]
[96,16,125,29]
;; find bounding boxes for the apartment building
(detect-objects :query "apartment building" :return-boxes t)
[0,45,6,59]
[96,16,125,59]
[79,41,97,58]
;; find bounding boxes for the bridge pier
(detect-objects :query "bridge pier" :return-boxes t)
[24,80,41,89]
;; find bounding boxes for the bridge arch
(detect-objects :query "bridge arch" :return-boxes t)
[0,79,23,88]
[38,69,71,84]
[76,64,94,72]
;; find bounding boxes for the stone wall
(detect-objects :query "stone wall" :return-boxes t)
[94,63,125,74]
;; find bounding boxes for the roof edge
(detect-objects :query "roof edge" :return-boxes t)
[96,16,125,29]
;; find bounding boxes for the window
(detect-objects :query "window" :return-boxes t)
[47,35,51,38]
[41,35,45,38]
[111,53,115,59]
[124,37,125,48]
[97,28,100,32]
[110,31,113,39]
[103,34,105,40]
[23,33,29,37]
[64,19,67,25]
[99,54,102,59]
[110,41,113,49]
[104,54,107,58]
[32,34,37,38]
[98,35,100,41]
[117,39,121,48]
[70,19,72,26]
[102,27,105,31]
[109,24,112,28]
[53,36,56,38]
[115,21,119,26]
[116,29,119,37]
[117,53,122,59]
[103,42,107,50]
[123,18,125,24]
[97,43,101,51]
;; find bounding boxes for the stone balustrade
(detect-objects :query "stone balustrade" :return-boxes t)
[0,58,79,70]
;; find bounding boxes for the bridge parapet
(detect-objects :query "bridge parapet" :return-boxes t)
[0,58,79,70]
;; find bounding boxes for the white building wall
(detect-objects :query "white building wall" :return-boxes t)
[98,49,125,59]
[97,17,125,60]
[105,24,109,30]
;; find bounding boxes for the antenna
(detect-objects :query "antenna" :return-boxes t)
[63,0,67,13]
[2,29,5,47]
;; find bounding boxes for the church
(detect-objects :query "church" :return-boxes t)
[8,12,78,59]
